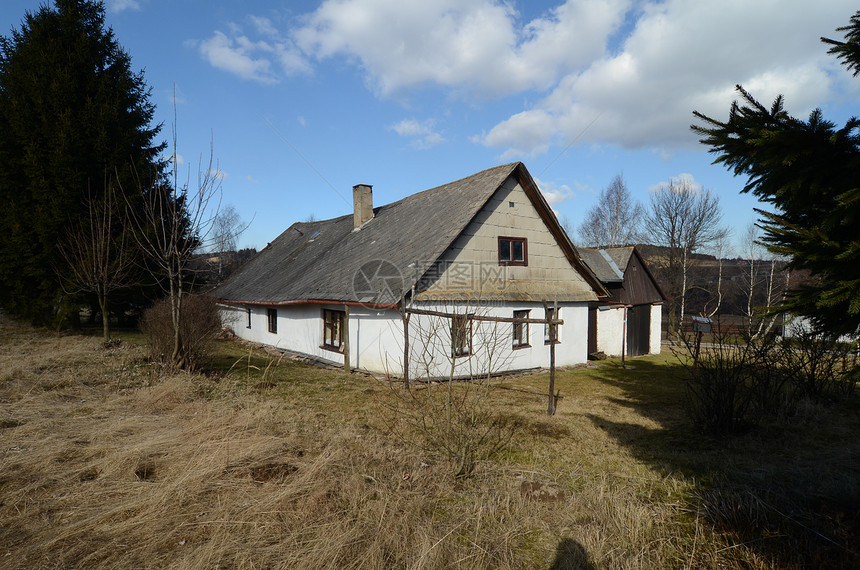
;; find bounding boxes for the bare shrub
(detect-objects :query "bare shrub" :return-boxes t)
[680,322,858,435]
[139,293,221,371]
[743,332,796,416]
[779,326,858,399]
[678,327,758,434]
[385,380,522,478]
[385,303,521,477]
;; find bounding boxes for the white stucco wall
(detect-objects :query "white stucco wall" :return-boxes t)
[650,304,663,355]
[405,301,589,379]
[220,300,590,378]
[596,306,625,357]
[591,303,662,358]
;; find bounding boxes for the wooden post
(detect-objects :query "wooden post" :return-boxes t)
[621,305,627,368]
[545,300,557,417]
[343,304,351,373]
[402,307,410,386]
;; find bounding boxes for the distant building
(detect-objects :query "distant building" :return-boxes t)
[577,247,665,357]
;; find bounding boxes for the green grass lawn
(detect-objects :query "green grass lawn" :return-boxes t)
[1,322,857,568]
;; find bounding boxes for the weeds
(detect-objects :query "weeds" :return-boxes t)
[382,379,523,477]
[0,320,857,568]
[139,293,221,371]
[677,323,859,434]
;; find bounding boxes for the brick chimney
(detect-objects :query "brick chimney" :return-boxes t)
[353,184,373,228]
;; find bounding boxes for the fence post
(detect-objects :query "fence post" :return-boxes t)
[343,304,351,373]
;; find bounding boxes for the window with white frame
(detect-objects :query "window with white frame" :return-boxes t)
[544,307,560,345]
[512,309,530,348]
[322,309,346,352]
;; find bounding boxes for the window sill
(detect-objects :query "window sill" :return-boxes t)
[512,343,531,351]
[544,340,561,345]
[320,344,345,354]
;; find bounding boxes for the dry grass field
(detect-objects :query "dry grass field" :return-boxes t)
[1,318,858,569]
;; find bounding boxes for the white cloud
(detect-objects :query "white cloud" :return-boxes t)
[475,109,556,158]
[535,177,574,206]
[108,0,140,13]
[297,116,307,127]
[648,173,704,194]
[193,0,857,156]
[194,31,277,84]
[293,0,629,97]
[478,0,856,154]
[191,18,311,83]
[165,153,185,165]
[208,169,229,181]
[249,15,279,37]
[390,118,446,149]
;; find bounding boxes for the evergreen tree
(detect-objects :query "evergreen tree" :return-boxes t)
[0,0,164,324]
[692,12,860,338]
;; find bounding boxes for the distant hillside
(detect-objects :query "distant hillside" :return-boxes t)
[632,244,797,318]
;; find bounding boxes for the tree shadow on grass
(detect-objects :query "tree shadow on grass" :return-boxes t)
[582,355,860,567]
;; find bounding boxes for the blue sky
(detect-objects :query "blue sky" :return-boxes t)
[3,0,858,254]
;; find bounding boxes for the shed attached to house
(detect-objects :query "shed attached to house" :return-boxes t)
[577,246,665,357]
[215,162,608,377]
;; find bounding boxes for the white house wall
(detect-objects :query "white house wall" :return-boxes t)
[221,303,404,373]
[650,304,663,355]
[220,300,590,378]
[406,301,589,379]
[596,306,625,357]
[592,304,662,357]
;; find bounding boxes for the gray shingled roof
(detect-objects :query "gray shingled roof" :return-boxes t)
[576,247,634,283]
[604,247,634,275]
[214,163,522,305]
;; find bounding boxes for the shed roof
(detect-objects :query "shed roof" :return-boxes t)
[576,247,635,283]
[576,246,665,305]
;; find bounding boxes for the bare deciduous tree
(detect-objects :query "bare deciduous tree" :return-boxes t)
[699,230,731,319]
[646,178,726,336]
[123,119,224,369]
[57,182,134,342]
[210,204,250,284]
[738,223,792,337]
[578,174,645,247]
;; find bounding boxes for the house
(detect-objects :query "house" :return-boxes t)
[215,162,608,378]
[576,246,665,357]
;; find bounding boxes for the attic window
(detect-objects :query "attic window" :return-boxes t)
[498,237,528,266]
[509,201,515,208]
